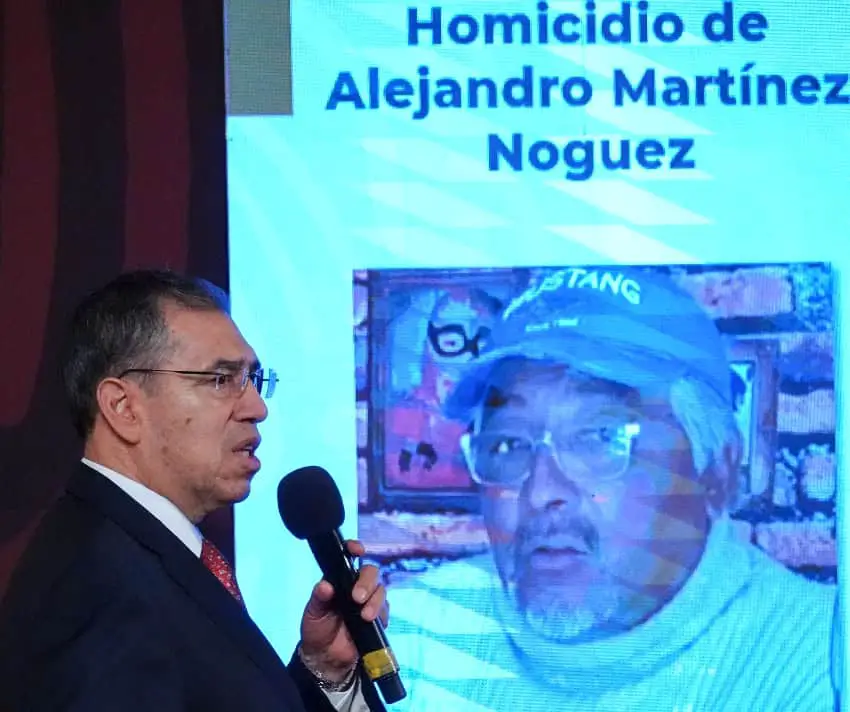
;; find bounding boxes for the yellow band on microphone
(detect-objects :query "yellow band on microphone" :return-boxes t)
[362,647,399,680]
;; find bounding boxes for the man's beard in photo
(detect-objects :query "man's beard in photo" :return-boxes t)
[511,511,625,644]
[515,575,625,644]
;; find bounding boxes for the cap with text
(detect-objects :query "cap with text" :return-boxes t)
[444,266,732,422]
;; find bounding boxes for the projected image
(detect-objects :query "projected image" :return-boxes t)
[356,263,838,711]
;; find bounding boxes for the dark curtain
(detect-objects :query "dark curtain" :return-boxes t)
[0,0,233,596]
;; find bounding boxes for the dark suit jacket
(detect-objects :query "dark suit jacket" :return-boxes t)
[0,464,387,712]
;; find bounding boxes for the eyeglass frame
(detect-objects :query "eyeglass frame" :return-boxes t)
[118,366,278,399]
[427,322,492,359]
[459,422,641,488]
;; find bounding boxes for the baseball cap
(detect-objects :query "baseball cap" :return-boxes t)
[443,266,733,422]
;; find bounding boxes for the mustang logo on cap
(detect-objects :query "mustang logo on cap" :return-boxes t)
[504,268,642,320]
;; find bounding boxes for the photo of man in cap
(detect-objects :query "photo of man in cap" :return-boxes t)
[381,266,840,712]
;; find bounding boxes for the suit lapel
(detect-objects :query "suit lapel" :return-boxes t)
[67,465,304,704]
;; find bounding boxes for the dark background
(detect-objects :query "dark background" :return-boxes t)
[0,0,233,597]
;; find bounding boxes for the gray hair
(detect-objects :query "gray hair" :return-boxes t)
[669,377,743,517]
[62,269,230,438]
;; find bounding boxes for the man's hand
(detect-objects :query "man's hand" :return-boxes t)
[298,540,389,682]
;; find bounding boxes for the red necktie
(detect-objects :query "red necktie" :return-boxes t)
[201,538,244,604]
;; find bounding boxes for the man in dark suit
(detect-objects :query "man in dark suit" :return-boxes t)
[0,270,389,711]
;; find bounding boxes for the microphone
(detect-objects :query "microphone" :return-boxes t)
[278,465,406,704]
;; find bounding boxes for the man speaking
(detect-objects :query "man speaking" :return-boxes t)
[0,270,389,711]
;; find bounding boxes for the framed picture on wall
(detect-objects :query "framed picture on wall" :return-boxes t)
[361,268,524,513]
[728,339,779,503]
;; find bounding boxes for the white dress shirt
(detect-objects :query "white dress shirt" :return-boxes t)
[81,458,368,712]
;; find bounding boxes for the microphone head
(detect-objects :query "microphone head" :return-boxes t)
[278,465,345,539]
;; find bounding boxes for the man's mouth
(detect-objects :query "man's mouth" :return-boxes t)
[527,546,591,573]
[522,533,594,572]
[234,436,261,459]
[527,533,591,555]
[535,545,586,555]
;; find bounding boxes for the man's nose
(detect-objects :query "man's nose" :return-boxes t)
[237,381,269,423]
[522,447,583,514]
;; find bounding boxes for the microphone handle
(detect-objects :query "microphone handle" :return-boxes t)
[307,530,407,703]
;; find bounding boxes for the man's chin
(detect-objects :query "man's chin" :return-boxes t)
[518,587,625,645]
[235,481,253,501]
[221,478,253,505]
[522,604,600,644]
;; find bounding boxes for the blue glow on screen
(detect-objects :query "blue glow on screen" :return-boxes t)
[225,1,848,709]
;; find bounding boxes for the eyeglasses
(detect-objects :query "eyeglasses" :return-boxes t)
[461,422,641,488]
[119,367,278,399]
[427,323,491,358]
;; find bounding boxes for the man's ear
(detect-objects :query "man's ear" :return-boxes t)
[94,377,144,445]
